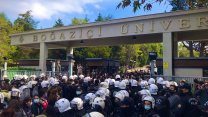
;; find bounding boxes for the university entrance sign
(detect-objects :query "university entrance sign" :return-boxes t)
[11,9,208,46]
[10,8,208,76]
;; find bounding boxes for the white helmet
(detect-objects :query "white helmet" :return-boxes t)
[162,81,170,88]
[19,85,28,93]
[148,78,155,85]
[79,75,84,79]
[115,75,121,79]
[149,84,158,95]
[48,77,55,84]
[119,90,129,98]
[55,98,71,113]
[104,78,110,85]
[71,98,84,110]
[92,97,105,109]
[11,88,21,97]
[99,87,110,97]
[69,75,74,80]
[73,75,78,79]
[50,78,59,86]
[0,93,4,103]
[99,82,109,89]
[27,81,37,88]
[14,74,19,80]
[30,75,37,79]
[157,77,164,84]
[87,112,104,117]
[14,75,22,80]
[84,77,91,83]
[169,81,178,87]
[114,91,125,101]
[122,79,129,86]
[23,75,28,80]
[143,96,155,108]
[18,75,23,80]
[109,79,115,85]
[41,80,49,88]
[140,80,148,89]
[114,81,120,88]
[40,73,45,77]
[119,81,126,90]
[85,93,96,104]
[131,79,138,87]
[62,75,68,81]
[95,89,106,100]
[139,89,151,100]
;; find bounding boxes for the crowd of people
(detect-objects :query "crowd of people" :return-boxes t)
[0,71,208,117]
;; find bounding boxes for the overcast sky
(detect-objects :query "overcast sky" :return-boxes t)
[0,0,172,29]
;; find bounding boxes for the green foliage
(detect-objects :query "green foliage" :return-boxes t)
[0,11,40,66]
[71,14,163,67]
[117,0,208,13]
[0,13,18,65]
[13,11,39,60]
[72,15,114,62]
[95,13,113,22]
[7,67,39,71]
[71,18,89,25]
[54,18,64,27]
[14,11,37,31]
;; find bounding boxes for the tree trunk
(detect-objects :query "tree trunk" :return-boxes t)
[189,41,194,57]
[200,42,205,57]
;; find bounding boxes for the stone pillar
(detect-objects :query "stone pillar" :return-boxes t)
[39,42,48,73]
[67,47,74,76]
[163,32,173,77]
[173,33,178,58]
[3,61,8,80]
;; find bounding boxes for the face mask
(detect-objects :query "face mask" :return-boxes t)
[76,91,82,95]
[144,105,151,110]
[34,99,39,103]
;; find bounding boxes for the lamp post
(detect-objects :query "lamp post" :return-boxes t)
[3,57,8,80]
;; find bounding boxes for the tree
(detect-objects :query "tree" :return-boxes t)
[117,0,208,13]
[170,0,208,57]
[12,11,39,61]
[14,11,37,31]
[71,18,88,25]
[95,13,103,21]
[118,0,208,58]
[0,13,21,65]
[95,13,113,22]
[54,18,64,27]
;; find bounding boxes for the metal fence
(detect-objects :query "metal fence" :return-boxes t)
[1,69,208,83]
[153,75,208,83]
[0,70,70,80]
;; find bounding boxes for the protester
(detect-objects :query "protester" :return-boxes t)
[0,71,208,117]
